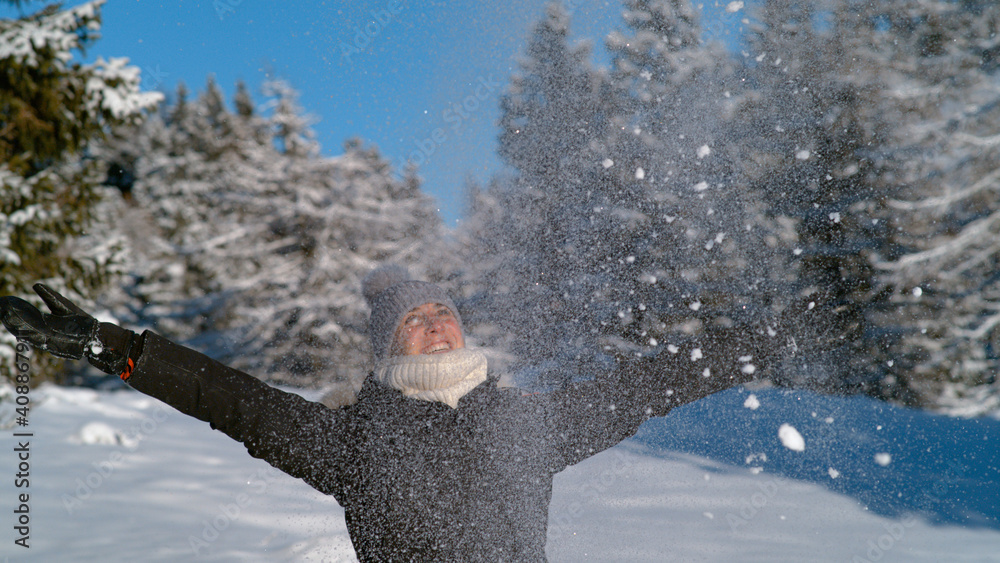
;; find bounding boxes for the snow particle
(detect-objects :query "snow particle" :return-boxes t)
[912,287,923,297]
[635,167,645,180]
[691,348,703,361]
[874,453,892,466]
[743,394,760,410]
[778,423,805,452]
[697,145,711,158]
[829,212,842,223]
[828,467,841,479]
[726,1,744,13]
[602,158,614,168]
[693,181,709,192]
[702,368,711,378]
[795,149,811,160]
[689,301,702,311]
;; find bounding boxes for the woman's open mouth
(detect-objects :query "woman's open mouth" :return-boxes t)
[423,342,452,354]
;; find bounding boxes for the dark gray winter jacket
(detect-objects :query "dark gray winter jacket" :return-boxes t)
[125,330,765,561]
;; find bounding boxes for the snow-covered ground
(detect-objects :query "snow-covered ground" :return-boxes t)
[1,383,998,562]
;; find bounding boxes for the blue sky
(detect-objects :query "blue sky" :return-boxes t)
[6,0,749,224]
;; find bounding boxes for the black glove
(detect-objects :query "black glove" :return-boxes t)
[0,284,140,379]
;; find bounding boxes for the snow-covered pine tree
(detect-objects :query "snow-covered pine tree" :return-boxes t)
[606,0,731,152]
[870,0,1000,411]
[460,2,627,385]
[97,78,454,394]
[733,0,902,399]
[95,79,269,345]
[0,0,160,382]
[601,0,772,369]
[462,1,767,387]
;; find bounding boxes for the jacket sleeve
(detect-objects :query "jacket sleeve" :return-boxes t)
[124,331,348,496]
[541,325,778,468]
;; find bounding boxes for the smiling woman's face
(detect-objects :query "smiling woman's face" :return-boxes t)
[390,302,465,357]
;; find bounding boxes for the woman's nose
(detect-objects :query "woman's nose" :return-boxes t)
[425,316,444,332]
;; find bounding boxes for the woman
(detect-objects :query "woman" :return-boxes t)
[0,266,770,561]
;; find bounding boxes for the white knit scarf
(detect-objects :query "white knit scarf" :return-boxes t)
[373,348,488,408]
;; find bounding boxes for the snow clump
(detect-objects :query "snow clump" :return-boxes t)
[70,422,137,447]
[778,423,805,452]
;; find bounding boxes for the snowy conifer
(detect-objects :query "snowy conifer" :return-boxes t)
[732,0,902,399]
[0,0,160,381]
[602,0,770,364]
[460,3,624,384]
[462,2,768,387]
[870,1,1000,409]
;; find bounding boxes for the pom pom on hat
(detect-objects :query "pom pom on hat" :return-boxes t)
[363,264,462,362]
[363,264,411,307]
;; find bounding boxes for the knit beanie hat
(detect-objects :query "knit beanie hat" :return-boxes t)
[363,265,462,362]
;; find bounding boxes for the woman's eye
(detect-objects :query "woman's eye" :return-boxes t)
[404,315,422,326]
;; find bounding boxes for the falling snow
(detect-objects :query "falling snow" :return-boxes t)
[778,423,806,452]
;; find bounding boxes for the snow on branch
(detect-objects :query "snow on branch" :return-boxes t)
[881,211,1000,275]
[86,57,164,120]
[888,167,1000,211]
[0,0,105,66]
